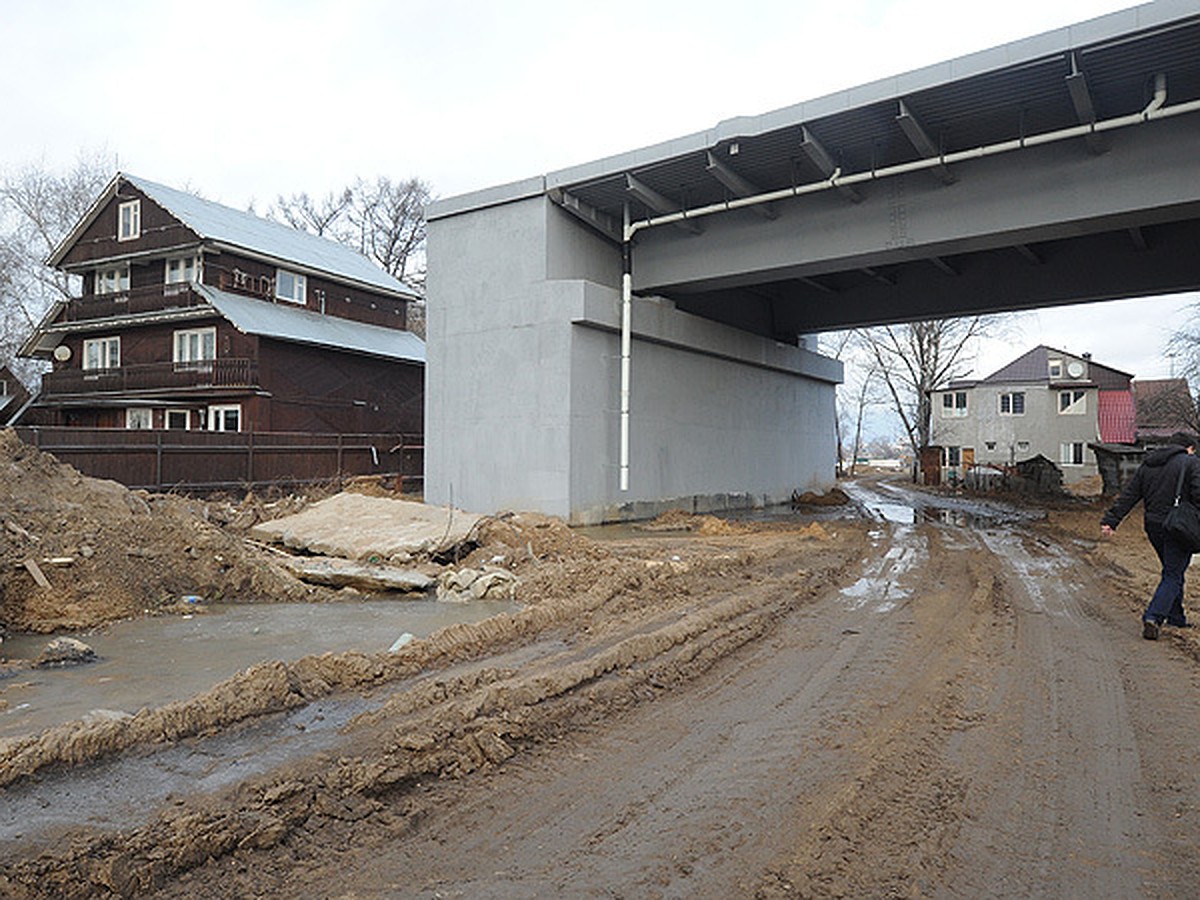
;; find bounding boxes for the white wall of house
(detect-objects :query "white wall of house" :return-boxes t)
[931,379,1101,484]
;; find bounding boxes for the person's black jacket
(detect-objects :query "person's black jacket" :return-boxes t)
[1102,445,1200,529]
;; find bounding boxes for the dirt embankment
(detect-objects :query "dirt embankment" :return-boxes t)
[0,508,869,897]
[0,430,324,634]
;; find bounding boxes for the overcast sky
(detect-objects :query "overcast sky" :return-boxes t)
[3,0,1194,386]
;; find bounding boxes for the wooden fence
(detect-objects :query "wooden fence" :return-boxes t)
[12,427,423,494]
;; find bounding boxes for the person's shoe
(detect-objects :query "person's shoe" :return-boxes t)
[1143,619,1161,641]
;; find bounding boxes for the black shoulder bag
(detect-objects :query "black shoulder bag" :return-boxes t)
[1164,458,1200,553]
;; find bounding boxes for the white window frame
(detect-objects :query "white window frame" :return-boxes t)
[95,263,130,295]
[164,254,201,286]
[166,409,191,430]
[275,268,307,305]
[1048,359,1063,379]
[1060,441,1086,466]
[998,391,1025,415]
[125,408,152,430]
[82,336,120,371]
[944,446,962,466]
[941,391,968,418]
[1016,440,1030,452]
[1058,389,1087,415]
[173,327,216,365]
[118,199,141,241]
[207,404,241,432]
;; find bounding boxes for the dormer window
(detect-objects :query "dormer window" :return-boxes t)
[95,263,130,295]
[118,199,141,241]
[275,268,306,305]
[1048,359,1063,379]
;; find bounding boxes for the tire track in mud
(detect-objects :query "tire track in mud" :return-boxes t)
[941,527,1200,898]
[0,524,870,898]
[754,524,1000,898]
[176,520,982,899]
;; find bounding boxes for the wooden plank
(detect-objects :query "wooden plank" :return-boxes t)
[23,558,52,589]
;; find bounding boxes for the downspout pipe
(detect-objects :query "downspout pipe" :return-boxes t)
[620,205,632,491]
[626,82,1198,239]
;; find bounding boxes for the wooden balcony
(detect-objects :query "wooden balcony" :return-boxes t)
[41,358,259,396]
[63,283,208,322]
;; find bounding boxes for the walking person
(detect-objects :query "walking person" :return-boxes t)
[1101,431,1200,639]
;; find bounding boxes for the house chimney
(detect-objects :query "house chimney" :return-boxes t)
[1082,352,1092,360]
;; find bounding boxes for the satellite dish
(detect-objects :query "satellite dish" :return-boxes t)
[53,345,71,362]
[1067,361,1084,378]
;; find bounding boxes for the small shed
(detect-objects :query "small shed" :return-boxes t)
[919,446,943,486]
[1090,442,1146,495]
[1014,454,1064,495]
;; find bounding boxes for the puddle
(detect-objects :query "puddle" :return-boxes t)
[0,597,519,739]
[842,480,1039,528]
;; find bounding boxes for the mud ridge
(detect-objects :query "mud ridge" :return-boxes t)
[0,547,862,897]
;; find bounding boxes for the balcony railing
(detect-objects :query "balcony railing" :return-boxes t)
[41,358,259,395]
[63,283,208,322]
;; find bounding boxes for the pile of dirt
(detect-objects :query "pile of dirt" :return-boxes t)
[468,511,611,565]
[636,509,744,535]
[792,487,851,507]
[0,430,321,634]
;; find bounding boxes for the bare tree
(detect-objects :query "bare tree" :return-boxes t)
[0,152,112,385]
[348,176,430,289]
[271,176,431,290]
[855,316,1006,459]
[1164,309,1200,429]
[844,360,885,476]
[270,189,354,239]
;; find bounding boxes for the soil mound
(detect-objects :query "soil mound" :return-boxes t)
[792,487,850,506]
[0,429,317,634]
[637,510,742,535]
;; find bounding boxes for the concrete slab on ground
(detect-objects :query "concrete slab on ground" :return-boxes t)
[277,555,435,593]
[249,494,484,561]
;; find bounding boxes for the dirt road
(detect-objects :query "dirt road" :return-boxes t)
[4,481,1200,898]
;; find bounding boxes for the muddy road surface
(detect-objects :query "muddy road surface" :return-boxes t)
[4,481,1200,897]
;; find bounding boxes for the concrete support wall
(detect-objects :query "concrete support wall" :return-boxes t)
[426,195,842,523]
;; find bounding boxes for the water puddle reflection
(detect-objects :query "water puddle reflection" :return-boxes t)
[0,597,518,739]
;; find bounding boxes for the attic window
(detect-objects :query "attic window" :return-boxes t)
[1048,359,1063,379]
[275,268,307,305]
[118,199,141,241]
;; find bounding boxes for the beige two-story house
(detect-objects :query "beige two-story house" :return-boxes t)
[930,345,1134,485]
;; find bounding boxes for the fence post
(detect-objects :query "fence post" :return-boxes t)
[155,431,163,489]
[247,430,255,484]
[336,433,344,476]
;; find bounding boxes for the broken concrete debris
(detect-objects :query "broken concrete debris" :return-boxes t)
[249,494,483,561]
[436,567,519,602]
[278,556,435,594]
[35,637,97,668]
[388,632,416,652]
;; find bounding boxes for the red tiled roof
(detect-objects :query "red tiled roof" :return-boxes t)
[1099,390,1136,444]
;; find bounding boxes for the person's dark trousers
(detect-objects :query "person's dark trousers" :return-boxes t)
[1144,521,1191,625]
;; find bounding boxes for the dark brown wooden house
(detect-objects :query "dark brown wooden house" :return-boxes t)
[0,364,33,426]
[18,173,424,437]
